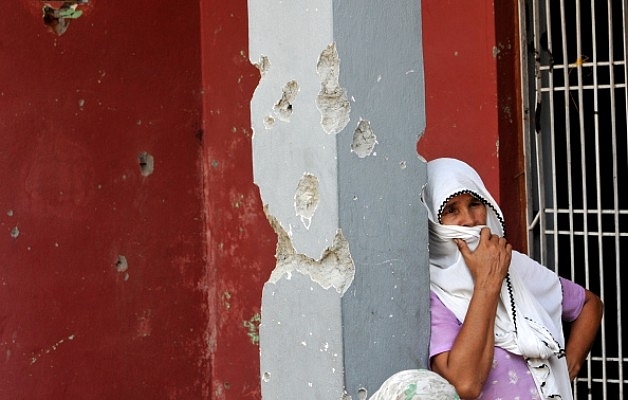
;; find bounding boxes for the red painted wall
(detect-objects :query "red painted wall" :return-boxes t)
[421,0,526,250]
[199,1,276,399]
[0,1,275,398]
[420,0,500,196]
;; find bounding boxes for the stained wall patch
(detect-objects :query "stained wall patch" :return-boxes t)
[294,173,320,230]
[255,55,271,77]
[273,80,299,122]
[351,120,378,158]
[315,43,351,135]
[265,207,355,295]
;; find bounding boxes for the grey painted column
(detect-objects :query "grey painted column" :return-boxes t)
[248,2,429,399]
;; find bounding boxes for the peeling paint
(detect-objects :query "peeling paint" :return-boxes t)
[222,291,232,310]
[232,193,244,209]
[294,173,320,229]
[493,42,510,58]
[115,255,129,281]
[42,2,86,36]
[10,226,19,239]
[136,310,153,338]
[115,255,128,272]
[351,120,378,158]
[502,104,513,123]
[138,152,155,177]
[273,80,299,122]
[316,43,351,134]
[263,115,276,129]
[243,313,261,345]
[265,206,355,294]
[30,334,76,364]
[255,55,271,76]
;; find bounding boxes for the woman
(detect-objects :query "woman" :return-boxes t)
[421,158,603,399]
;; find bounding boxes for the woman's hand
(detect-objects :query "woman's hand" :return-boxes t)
[431,227,513,398]
[455,227,512,293]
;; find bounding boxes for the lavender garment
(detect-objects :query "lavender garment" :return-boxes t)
[429,277,585,399]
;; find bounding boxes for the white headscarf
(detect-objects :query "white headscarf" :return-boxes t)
[422,158,572,400]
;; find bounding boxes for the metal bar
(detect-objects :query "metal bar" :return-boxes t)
[522,0,628,396]
[540,0,552,266]
[556,0,573,282]
[616,0,628,396]
[590,1,608,396]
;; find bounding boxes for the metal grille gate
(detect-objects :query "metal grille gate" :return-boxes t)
[519,0,628,398]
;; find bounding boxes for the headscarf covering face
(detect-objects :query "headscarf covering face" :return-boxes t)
[421,157,572,400]
[422,157,504,236]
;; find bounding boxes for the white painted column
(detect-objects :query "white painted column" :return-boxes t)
[248,2,430,399]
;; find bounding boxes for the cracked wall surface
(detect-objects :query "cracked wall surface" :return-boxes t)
[249,0,338,259]
[266,208,355,294]
[248,1,430,399]
[316,43,351,135]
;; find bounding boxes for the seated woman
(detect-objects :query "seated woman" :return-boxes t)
[421,158,603,400]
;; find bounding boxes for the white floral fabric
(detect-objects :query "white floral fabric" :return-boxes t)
[368,369,459,400]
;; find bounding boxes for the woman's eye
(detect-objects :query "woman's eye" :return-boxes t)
[442,206,455,215]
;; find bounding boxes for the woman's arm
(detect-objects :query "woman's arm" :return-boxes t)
[431,285,500,398]
[564,289,604,380]
[431,228,512,399]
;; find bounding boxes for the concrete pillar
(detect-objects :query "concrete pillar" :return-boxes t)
[248,2,429,399]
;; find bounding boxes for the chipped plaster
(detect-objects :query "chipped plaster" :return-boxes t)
[248,1,429,399]
[265,207,354,295]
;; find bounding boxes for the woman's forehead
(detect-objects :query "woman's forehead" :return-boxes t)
[445,192,477,204]
[441,191,483,209]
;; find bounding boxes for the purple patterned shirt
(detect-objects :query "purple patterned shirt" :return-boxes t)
[429,277,585,399]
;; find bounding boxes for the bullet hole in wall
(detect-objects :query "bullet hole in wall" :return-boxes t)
[265,206,356,294]
[263,115,276,129]
[255,55,271,77]
[316,42,351,135]
[351,120,378,158]
[273,80,299,123]
[115,255,129,281]
[138,152,154,177]
[294,173,320,230]
[115,255,128,273]
[42,1,88,36]
[243,313,261,345]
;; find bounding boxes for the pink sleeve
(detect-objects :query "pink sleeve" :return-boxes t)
[429,291,461,361]
[560,277,586,322]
